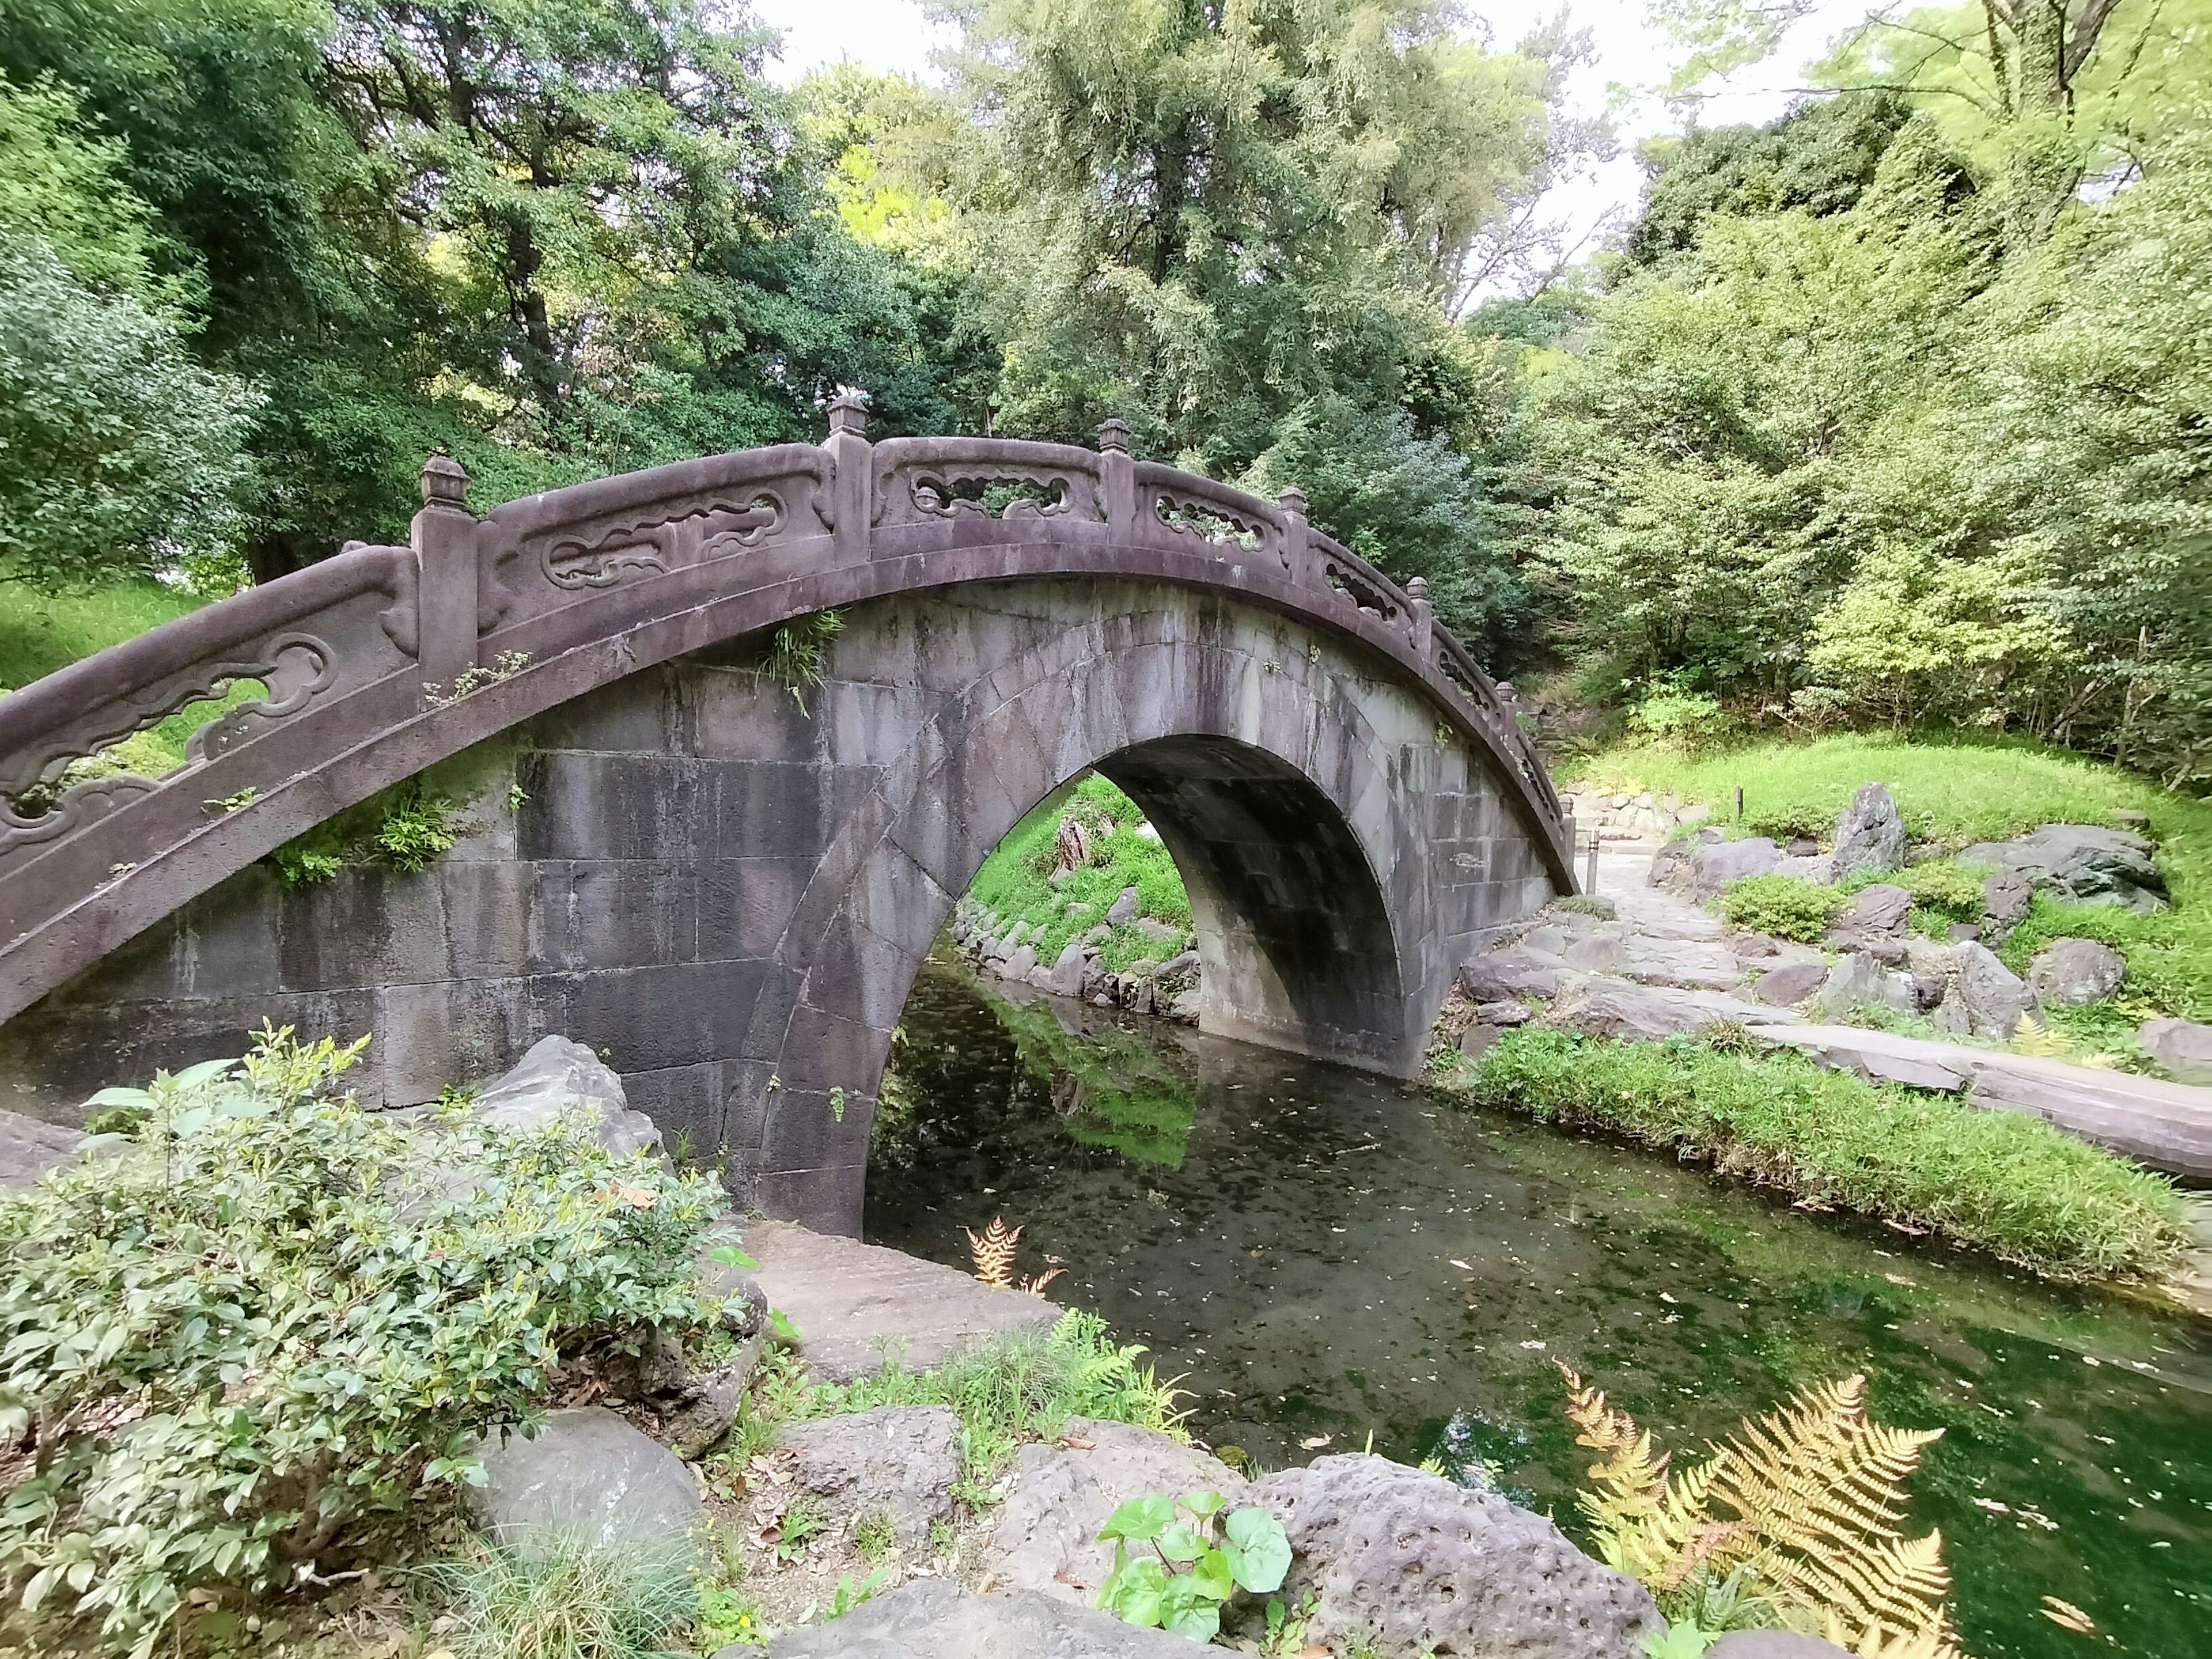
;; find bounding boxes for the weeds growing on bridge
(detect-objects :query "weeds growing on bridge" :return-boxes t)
[1438,1027,2190,1284]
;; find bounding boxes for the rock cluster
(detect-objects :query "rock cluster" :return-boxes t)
[949,894,1200,1024]
[1558,785,1712,843]
[1959,823,2168,912]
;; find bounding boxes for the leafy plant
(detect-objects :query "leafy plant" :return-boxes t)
[759,610,844,713]
[1558,1365,1961,1659]
[852,1512,897,1564]
[1093,1490,1290,1642]
[414,1535,699,1659]
[0,1025,725,1657]
[372,783,460,870]
[771,1498,825,1562]
[694,1580,766,1649]
[826,1565,895,1617]
[1717,874,1851,941]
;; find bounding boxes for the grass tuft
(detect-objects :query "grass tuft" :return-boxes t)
[1441,1027,2190,1284]
[414,1534,699,1659]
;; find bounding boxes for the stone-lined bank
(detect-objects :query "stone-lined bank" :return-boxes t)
[949,890,1203,1024]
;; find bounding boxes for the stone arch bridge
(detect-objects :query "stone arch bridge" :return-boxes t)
[0,401,1571,1230]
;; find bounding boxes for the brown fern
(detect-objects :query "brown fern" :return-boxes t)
[1556,1368,1962,1659]
[1018,1266,1066,1297]
[965,1216,1021,1288]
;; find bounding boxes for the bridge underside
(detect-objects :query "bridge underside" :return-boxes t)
[0,578,1555,1233]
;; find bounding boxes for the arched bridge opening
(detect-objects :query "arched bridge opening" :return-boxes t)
[0,401,1572,1233]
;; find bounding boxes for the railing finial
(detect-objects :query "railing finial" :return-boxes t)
[1097,416,1130,454]
[420,452,472,514]
[826,387,870,438]
[1277,485,1308,516]
[1406,575,1428,600]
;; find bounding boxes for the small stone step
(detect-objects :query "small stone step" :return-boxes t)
[713,1220,1060,1382]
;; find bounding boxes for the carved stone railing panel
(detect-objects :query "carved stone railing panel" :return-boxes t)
[1309,531,1407,627]
[478,446,835,632]
[0,546,416,864]
[871,438,1104,531]
[1433,624,1560,816]
[1131,464,1286,569]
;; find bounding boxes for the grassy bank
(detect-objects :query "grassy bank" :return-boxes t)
[965,774,1195,972]
[1566,730,2212,1021]
[1435,1027,2191,1284]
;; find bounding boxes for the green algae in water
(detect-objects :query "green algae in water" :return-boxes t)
[867,954,2212,1659]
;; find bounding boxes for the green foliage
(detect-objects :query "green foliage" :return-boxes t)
[270,772,469,884]
[1093,1490,1290,1643]
[757,611,846,714]
[693,1579,767,1649]
[1627,684,1728,747]
[1891,859,1988,931]
[1716,874,1849,941]
[1446,1026,2189,1282]
[0,1025,726,1657]
[965,774,1192,976]
[414,1535,700,1659]
[798,1310,1184,1490]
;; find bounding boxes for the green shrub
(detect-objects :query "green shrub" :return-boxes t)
[0,1027,726,1657]
[415,1535,700,1659]
[1715,874,1849,941]
[268,777,464,884]
[1627,685,1726,747]
[372,783,460,870]
[1891,860,1986,919]
[1446,1028,2188,1282]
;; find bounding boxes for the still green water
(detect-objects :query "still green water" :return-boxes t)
[866,953,2212,1659]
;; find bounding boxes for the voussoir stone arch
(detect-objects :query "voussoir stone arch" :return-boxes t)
[0,407,1570,1233]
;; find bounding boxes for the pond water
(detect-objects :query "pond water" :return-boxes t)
[866,953,2212,1659]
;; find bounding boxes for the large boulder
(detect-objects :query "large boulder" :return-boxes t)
[1658,837,1782,902]
[469,1407,703,1563]
[1958,824,2167,912]
[1460,948,1560,1002]
[2027,938,2128,1007]
[1831,783,1906,878]
[1954,942,2037,1039]
[775,1405,961,1551]
[1255,1455,1660,1659]
[475,1036,661,1159]
[1829,883,1911,941]
[986,1416,1249,1604]
[760,1580,1203,1658]
[1543,978,1793,1040]
[1754,960,1831,1007]
[1813,952,1914,1020]
[1046,940,1089,998]
[997,943,1038,982]
[1104,886,1142,926]
[2141,1017,2212,1084]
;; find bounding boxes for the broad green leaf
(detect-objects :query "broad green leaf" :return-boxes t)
[1157,1520,1205,1562]
[1098,1555,1167,1626]
[1180,1488,1224,1517]
[1187,1544,1234,1601]
[1099,1493,1177,1542]
[1223,1508,1291,1592]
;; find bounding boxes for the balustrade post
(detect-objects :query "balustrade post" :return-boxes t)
[1097,418,1136,539]
[1406,575,1435,660]
[824,388,873,561]
[1277,486,1310,586]
[411,453,479,703]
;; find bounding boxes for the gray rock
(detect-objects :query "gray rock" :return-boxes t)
[1460,948,1560,1001]
[986,1415,1249,1604]
[1832,782,1907,877]
[1815,952,1914,1019]
[1960,824,2167,912]
[1754,961,1830,1007]
[1062,901,1094,921]
[1621,934,1744,991]
[997,944,1037,982]
[1026,965,1056,993]
[1669,837,1782,900]
[2027,938,2127,1007]
[1104,886,1141,926]
[1543,978,1794,1040]
[1770,854,1840,885]
[1082,923,1111,945]
[1131,917,1181,946]
[762,1579,1203,1658]
[1729,930,1782,960]
[1707,1634,1856,1659]
[1047,940,1088,998]
[0,1107,80,1195]
[475,1036,661,1160]
[1476,1000,1531,1025]
[664,1341,760,1461]
[1832,883,1911,938]
[1562,930,1626,972]
[1255,1455,1660,1659]
[1522,923,1570,957]
[778,1405,961,1551]
[469,1407,703,1563]
[2141,1017,2212,1084]
[1955,941,2037,1039]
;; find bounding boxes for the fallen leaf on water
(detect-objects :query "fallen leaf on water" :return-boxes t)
[1658,1291,1679,1304]
[1299,1434,1334,1449]
[1449,1259,1474,1271]
[2041,1597,2095,1634]
[1973,1498,2010,1514]
[1520,1339,1547,1350]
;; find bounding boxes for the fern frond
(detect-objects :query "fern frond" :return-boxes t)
[964,1215,1021,1288]
[1556,1364,1743,1589]
[1019,1266,1066,1297]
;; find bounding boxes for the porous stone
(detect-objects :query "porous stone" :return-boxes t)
[468,1407,703,1563]
[474,1035,661,1159]
[2141,1017,2212,1084]
[1954,941,2037,1039]
[1476,1000,1531,1025]
[1831,882,1911,939]
[1707,1634,1856,1659]
[1831,782,1906,878]
[1104,886,1141,926]
[1460,948,1560,1001]
[1255,1455,1660,1659]
[777,1404,960,1550]
[1754,960,1830,1007]
[1815,952,1914,1019]
[760,1580,1203,1658]
[986,1416,1250,1604]
[1959,824,2168,912]
[2027,938,2127,1007]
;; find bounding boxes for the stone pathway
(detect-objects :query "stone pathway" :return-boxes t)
[718,1219,1060,1383]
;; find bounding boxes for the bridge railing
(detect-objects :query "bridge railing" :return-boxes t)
[0,400,1570,1026]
